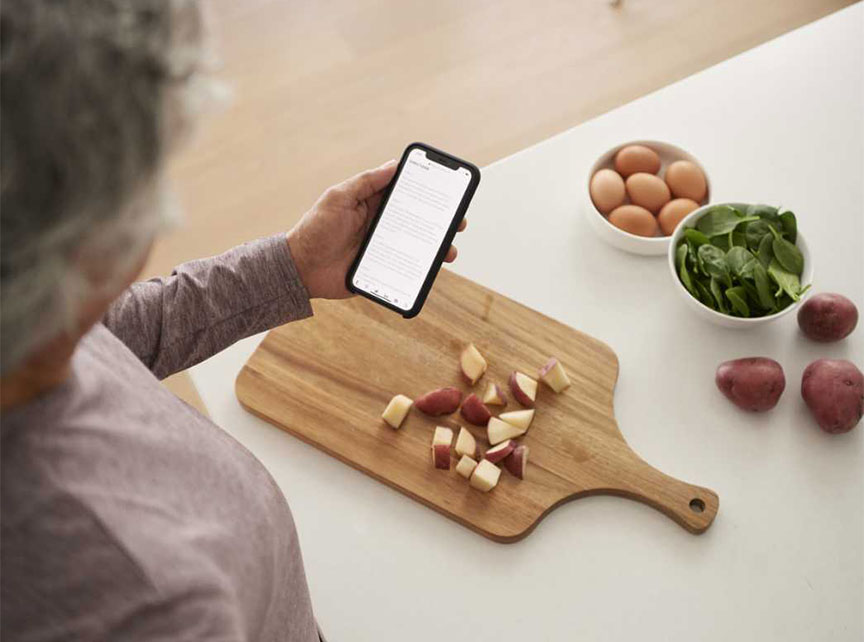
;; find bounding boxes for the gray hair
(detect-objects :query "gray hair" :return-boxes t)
[1,0,219,375]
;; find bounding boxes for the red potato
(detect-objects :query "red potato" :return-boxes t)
[509,371,538,408]
[503,445,529,479]
[487,417,527,445]
[455,455,478,479]
[715,357,785,412]
[484,440,516,464]
[797,293,858,343]
[415,387,462,416]
[454,427,478,459]
[381,394,413,429]
[460,344,487,385]
[498,409,534,431]
[469,459,501,492]
[482,382,507,406]
[539,357,571,393]
[431,426,454,469]
[801,359,863,434]
[460,393,492,426]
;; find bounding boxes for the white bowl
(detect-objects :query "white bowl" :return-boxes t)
[585,140,712,256]
[666,202,814,328]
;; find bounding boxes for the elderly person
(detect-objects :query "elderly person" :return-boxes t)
[0,1,464,640]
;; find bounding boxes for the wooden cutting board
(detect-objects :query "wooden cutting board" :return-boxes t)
[236,269,719,542]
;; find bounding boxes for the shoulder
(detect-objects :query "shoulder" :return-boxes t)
[1,488,243,641]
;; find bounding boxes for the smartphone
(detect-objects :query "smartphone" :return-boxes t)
[346,143,481,318]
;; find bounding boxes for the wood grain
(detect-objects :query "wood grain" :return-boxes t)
[236,270,719,541]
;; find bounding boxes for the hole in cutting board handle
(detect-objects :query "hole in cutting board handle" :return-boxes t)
[689,498,706,513]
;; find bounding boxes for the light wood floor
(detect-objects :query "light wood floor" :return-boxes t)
[157,0,855,413]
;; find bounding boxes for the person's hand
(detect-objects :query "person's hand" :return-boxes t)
[287,160,468,299]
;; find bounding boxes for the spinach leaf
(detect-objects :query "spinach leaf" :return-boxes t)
[779,210,797,243]
[732,231,747,247]
[698,244,731,285]
[726,246,752,277]
[695,280,715,308]
[746,204,779,221]
[679,263,696,296]
[738,258,758,281]
[768,258,803,301]
[752,262,776,310]
[711,235,731,251]
[757,233,774,268]
[676,243,688,271]
[710,277,729,313]
[744,219,778,249]
[725,286,751,317]
[696,206,759,237]
[683,228,711,247]
[770,226,804,275]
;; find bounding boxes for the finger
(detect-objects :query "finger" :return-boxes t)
[444,245,458,263]
[458,218,468,232]
[343,159,398,202]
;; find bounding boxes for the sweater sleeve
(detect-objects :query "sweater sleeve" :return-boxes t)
[103,234,313,379]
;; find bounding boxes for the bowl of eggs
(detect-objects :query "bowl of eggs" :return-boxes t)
[585,140,711,255]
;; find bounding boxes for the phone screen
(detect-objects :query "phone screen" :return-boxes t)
[350,147,473,311]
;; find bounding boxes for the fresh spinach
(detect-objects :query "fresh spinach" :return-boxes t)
[757,233,774,268]
[779,211,797,243]
[695,206,759,237]
[674,204,808,318]
[725,286,750,317]
[770,226,803,275]
[726,246,752,277]
[752,262,776,310]
[698,244,731,285]
[768,258,803,301]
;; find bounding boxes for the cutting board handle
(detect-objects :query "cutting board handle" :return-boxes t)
[616,456,719,534]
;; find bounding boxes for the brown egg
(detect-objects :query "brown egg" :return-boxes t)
[608,205,658,237]
[614,145,661,177]
[658,198,700,236]
[590,169,626,214]
[625,173,670,214]
[664,160,707,202]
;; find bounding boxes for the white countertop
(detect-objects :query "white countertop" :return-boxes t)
[190,6,863,641]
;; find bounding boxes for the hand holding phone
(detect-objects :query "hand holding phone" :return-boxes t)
[347,143,481,317]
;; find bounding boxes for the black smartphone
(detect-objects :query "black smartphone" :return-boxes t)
[346,143,481,318]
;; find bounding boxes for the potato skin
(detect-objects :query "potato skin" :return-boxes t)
[797,293,858,342]
[414,387,462,416]
[715,357,785,412]
[801,359,863,434]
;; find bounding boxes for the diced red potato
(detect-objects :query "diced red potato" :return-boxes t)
[455,455,478,479]
[539,358,571,393]
[460,344,488,385]
[454,427,478,459]
[801,359,863,434]
[415,387,462,416]
[484,440,516,464]
[509,371,538,407]
[487,417,527,445]
[431,426,453,469]
[503,445,529,480]
[469,459,501,492]
[460,393,492,426]
[381,394,413,429]
[498,409,534,431]
[482,382,507,406]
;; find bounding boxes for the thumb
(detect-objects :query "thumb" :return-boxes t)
[343,159,398,202]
